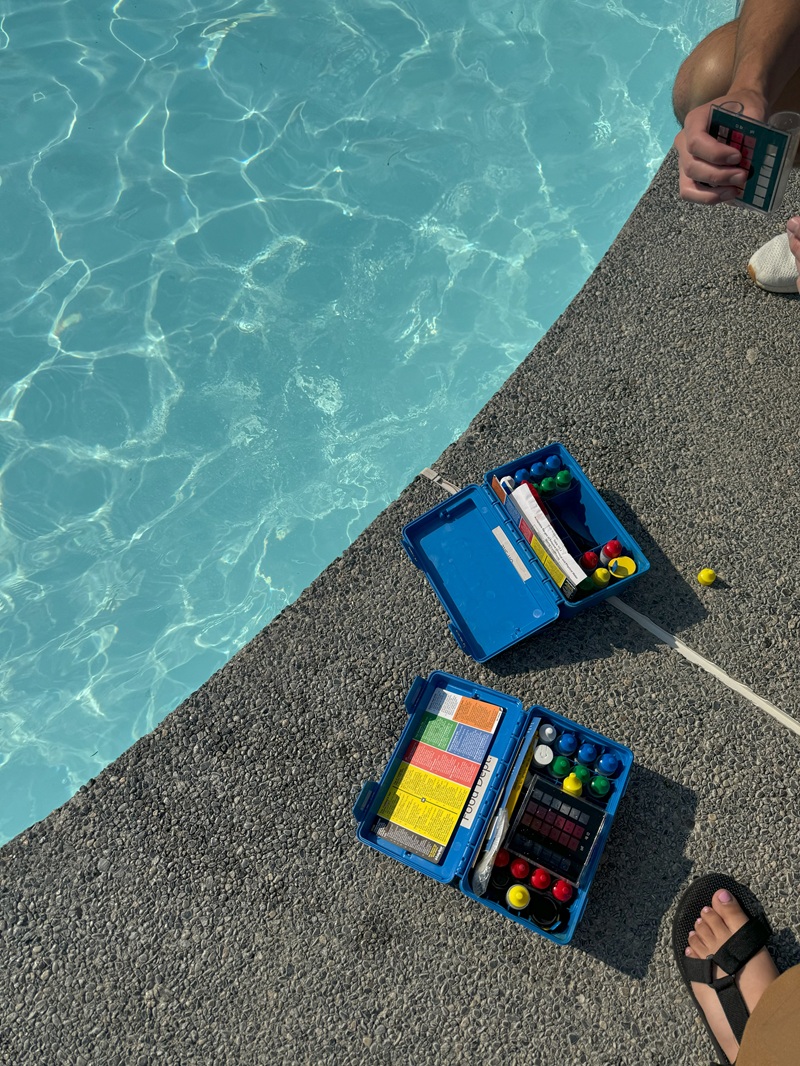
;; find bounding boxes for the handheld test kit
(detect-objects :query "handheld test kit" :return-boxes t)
[708,102,800,213]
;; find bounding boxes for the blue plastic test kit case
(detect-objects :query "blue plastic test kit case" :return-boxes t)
[401,442,650,661]
[354,672,633,945]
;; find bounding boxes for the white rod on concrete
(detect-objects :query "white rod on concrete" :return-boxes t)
[419,468,800,739]
[608,595,800,738]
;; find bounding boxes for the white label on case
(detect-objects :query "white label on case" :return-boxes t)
[459,755,498,828]
[491,525,531,581]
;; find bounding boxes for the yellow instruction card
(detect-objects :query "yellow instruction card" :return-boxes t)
[528,532,567,588]
[377,789,459,847]
[373,686,504,855]
[390,762,470,813]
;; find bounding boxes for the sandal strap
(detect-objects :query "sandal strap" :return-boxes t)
[713,972,749,1043]
[711,915,771,974]
[681,967,749,1043]
[683,954,716,983]
[682,915,772,1045]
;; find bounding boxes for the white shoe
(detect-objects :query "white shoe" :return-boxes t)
[747,232,799,293]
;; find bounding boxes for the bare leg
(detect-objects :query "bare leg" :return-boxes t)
[673,19,800,135]
[675,18,800,293]
[673,21,739,124]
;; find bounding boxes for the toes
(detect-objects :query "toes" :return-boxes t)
[697,904,728,943]
[685,932,702,958]
[692,914,716,953]
[711,889,749,935]
[686,888,755,958]
[787,218,800,277]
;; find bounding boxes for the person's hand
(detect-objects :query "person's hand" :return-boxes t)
[674,90,768,204]
[787,216,800,294]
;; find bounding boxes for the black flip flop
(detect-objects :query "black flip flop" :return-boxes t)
[672,873,774,1066]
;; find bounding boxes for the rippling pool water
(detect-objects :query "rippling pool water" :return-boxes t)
[0,0,727,845]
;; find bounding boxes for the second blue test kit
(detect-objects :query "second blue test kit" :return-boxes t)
[401,442,649,661]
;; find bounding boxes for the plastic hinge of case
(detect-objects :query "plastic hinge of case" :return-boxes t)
[352,781,378,822]
[455,714,534,877]
[405,675,427,715]
[487,488,506,513]
[402,541,420,568]
[449,623,467,653]
[454,851,472,882]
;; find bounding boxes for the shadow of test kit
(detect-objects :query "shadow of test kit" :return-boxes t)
[354,443,650,944]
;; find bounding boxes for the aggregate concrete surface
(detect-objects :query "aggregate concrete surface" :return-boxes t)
[3,153,800,1066]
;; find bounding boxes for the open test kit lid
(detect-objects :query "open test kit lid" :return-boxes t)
[353,672,531,886]
[401,443,649,661]
[353,671,633,945]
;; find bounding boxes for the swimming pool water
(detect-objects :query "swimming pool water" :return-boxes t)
[0,0,728,846]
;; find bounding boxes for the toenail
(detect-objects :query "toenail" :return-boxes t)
[685,947,692,956]
[718,890,732,903]
[688,931,695,938]
[702,906,711,913]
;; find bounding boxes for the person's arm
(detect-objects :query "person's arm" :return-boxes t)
[675,0,800,205]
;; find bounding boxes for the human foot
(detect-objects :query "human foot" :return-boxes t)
[684,887,779,1063]
[673,875,778,1064]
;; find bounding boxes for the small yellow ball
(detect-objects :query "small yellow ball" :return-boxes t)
[697,568,717,587]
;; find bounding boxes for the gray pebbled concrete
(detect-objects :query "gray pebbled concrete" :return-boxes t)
[3,152,800,1066]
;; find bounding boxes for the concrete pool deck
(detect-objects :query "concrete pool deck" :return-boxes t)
[3,152,800,1066]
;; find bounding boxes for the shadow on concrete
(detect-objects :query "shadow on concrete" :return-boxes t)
[482,488,709,680]
[769,926,800,974]
[570,765,697,978]
[599,488,710,638]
